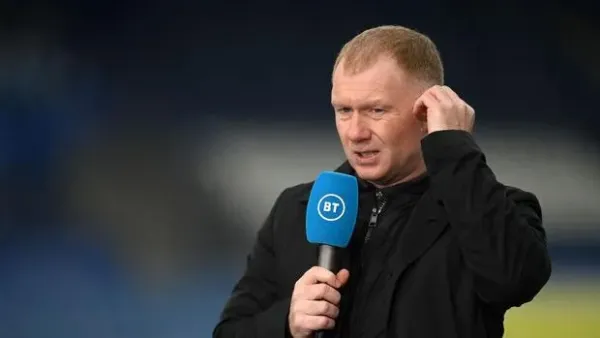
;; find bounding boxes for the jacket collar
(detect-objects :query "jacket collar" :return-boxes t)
[298,161,373,203]
[298,161,432,203]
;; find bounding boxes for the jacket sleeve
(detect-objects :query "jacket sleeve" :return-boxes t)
[213,190,292,337]
[421,130,552,308]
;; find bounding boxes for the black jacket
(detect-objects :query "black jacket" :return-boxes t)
[213,131,552,338]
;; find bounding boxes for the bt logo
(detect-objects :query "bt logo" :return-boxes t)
[317,193,346,222]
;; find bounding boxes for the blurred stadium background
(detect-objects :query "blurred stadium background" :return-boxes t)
[1,1,598,337]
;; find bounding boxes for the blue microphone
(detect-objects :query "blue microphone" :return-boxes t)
[306,171,359,274]
[306,171,358,338]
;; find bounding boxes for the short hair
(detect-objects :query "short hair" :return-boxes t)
[333,25,444,85]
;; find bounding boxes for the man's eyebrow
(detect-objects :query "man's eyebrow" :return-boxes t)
[331,98,384,104]
[331,98,392,109]
[331,99,349,107]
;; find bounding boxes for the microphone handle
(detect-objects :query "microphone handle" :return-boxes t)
[315,330,328,338]
[316,245,340,338]
[318,244,339,272]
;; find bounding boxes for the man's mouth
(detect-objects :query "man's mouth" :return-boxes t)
[355,151,380,158]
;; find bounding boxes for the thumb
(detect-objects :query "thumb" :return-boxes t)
[336,269,350,287]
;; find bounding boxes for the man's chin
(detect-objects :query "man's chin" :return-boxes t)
[353,166,385,182]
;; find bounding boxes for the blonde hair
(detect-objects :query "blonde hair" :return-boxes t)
[333,25,444,85]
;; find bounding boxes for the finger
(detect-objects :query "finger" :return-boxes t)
[465,102,475,115]
[336,269,350,286]
[298,300,340,318]
[419,90,443,111]
[412,91,441,117]
[466,103,476,130]
[297,266,340,288]
[304,283,342,304]
[441,86,461,104]
[443,86,474,120]
[297,315,336,331]
[427,85,453,104]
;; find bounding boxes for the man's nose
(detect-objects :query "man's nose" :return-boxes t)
[347,113,371,142]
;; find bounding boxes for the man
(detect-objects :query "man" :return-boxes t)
[213,25,551,338]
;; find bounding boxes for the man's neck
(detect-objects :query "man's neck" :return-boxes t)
[369,162,427,189]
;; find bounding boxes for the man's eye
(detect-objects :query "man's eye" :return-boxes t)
[336,107,352,113]
[373,108,385,114]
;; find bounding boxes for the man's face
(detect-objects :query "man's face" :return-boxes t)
[331,55,427,186]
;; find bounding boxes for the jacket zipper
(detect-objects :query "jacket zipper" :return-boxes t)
[364,190,387,244]
[347,190,387,334]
